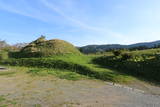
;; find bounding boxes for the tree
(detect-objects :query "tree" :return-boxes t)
[113,50,122,56]
[121,53,133,60]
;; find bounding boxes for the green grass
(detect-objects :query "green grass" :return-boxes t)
[0,95,17,107]
[27,68,87,81]
[47,70,88,80]
[0,72,15,76]
[34,104,41,107]
[47,54,91,64]
[48,54,135,83]
[0,54,136,83]
[4,66,88,81]
[0,96,6,102]
[0,51,8,60]
[0,105,7,107]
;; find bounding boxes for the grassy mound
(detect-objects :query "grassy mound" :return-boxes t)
[10,36,81,58]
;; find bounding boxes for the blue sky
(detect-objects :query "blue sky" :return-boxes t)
[0,0,160,46]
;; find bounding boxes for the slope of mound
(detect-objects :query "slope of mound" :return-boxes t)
[12,36,81,58]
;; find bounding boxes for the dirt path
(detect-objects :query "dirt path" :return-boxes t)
[0,69,159,107]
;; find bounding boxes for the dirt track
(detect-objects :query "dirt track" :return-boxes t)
[0,70,160,107]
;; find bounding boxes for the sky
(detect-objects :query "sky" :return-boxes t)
[0,0,160,46]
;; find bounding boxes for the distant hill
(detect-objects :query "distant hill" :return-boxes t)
[80,40,160,53]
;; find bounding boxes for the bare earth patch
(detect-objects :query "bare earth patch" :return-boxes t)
[0,68,159,107]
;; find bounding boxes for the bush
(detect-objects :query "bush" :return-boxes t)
[9,51,42,58]
[154,53,160,60]
[121,53,133,60]
[92,55,160,82]
[113,50,122,56]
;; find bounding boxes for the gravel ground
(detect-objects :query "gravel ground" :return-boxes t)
[0,69,159,107]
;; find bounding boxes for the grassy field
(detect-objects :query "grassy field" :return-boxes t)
[1,48,160,85]
[0,54,136,83]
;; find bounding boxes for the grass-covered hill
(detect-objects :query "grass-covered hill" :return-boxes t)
[10,36,81,58]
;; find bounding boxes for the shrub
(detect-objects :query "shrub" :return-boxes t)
[113,50,122,56]
[8,51,42,58]
[121,53,133,60]
[92,55,160,82]
[154,53,160,60]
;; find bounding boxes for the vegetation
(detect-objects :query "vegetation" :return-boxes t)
[0,66,88,81]
[93,48,160,83]
[121,53,133,60]
[0,71,15,76]
[0,95,17,106]
[27,68,87,80]
[0,54,135,83]
[0,51,8,60]
[113,50,122,56]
